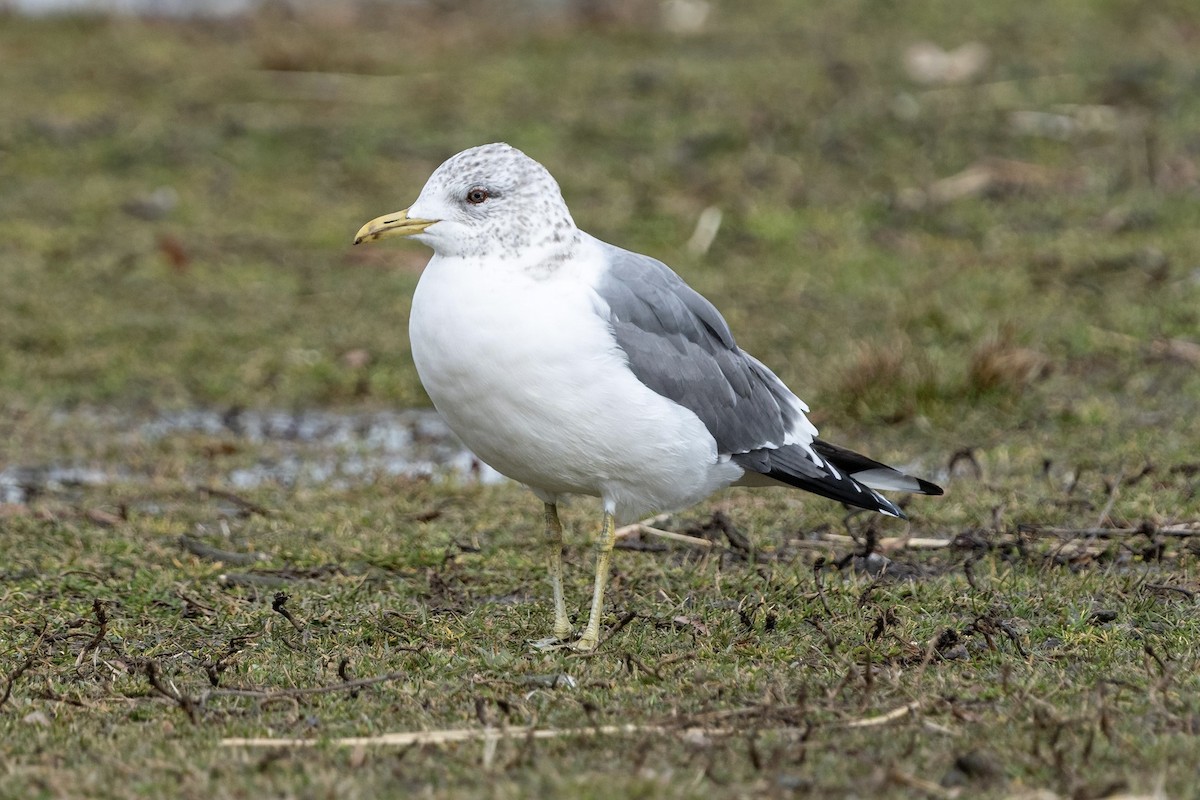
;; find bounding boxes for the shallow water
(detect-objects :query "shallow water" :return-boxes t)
[0,407,504,504]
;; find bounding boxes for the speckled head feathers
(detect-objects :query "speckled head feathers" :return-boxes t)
[406,143,580,261]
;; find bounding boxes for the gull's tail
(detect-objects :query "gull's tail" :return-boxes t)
[733,438,943,519]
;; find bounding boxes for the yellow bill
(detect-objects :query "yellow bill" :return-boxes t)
[353,208,438,245]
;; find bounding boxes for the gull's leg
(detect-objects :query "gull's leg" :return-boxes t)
[572,509,617,652]
[544,503,572,640]
[531,503,572,650]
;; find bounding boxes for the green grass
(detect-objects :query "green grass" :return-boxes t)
[2,1,1200,797]
[3,475,1199,798]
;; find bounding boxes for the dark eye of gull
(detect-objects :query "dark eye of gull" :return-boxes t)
[466,186,490,205]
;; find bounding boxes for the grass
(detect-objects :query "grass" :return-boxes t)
[2,0,1200,797]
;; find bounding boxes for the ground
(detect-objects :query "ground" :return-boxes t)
[1,1,1199,797]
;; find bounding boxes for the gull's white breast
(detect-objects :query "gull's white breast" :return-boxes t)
[408,242,742,522]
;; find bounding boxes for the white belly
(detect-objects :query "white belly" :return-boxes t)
[408,254,741,522]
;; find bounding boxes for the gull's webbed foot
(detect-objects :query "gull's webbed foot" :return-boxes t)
[569,633,599,653]
[530,636,573,652]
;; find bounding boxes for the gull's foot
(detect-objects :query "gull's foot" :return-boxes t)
[530,620,575,652]
[530,636,572,652]
[569,633,599,653]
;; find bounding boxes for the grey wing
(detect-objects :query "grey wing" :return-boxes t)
[591,241,815,457]
[591,240,941,518]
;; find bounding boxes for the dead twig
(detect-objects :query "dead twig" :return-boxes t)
[271,592,305,634]
[0,623,48,711]
[963,556,983,593]
[997,620,1030,659]
[219,573,292,589]
[819,533,952,551]
[887,766,961,799]
[31,687,94,708]
[1144,583,1196,600]
[206,670,408,700]
[223,723,698,748]
[614,513,672,539]
[145,661,201,724]
[595,610,640,649]
[1020,524,1200,539]
[812,559,833,617]
[707,511,752,555]
[1095,468,1124,528]
[196,485,270,517]
[615,525,714,549]
[223,718,803,749]
[179,535,269,566]
[338,658,360,699]
[176,589,217,619]
[75,599,109,668]
[0,658,36,712]
[842,701,922,729]
[622,653,662,680]
[677,703,807,728]
[202,635,257,687]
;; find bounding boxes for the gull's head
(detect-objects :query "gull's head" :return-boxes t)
[353,143,579,260]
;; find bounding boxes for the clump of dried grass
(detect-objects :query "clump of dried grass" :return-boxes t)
[968,335,1052,396]
[835,338,938,422]
[833,330,1052,422]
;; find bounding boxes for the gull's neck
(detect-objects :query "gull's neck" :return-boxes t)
[427,227,585,281]
[521,227,584,278]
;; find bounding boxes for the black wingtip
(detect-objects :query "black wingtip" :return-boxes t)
[916,477,945,496]
[812,438,944,497]
[735,444,941,518]
[737,452,910,519]
[874,493,907,519]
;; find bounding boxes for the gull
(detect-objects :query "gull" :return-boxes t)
[354,143,942,652]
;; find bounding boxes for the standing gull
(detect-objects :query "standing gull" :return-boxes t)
[354,143,942,652]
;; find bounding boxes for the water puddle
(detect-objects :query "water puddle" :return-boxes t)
[0,407,505,504]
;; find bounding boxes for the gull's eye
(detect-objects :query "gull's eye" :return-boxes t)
[466,186,490,205]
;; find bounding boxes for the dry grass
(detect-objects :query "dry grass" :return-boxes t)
[968,334,1052,396]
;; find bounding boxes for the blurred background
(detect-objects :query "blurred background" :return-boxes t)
[1,0,1199,485]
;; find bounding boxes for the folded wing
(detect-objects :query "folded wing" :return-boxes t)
[591,240,942,517]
